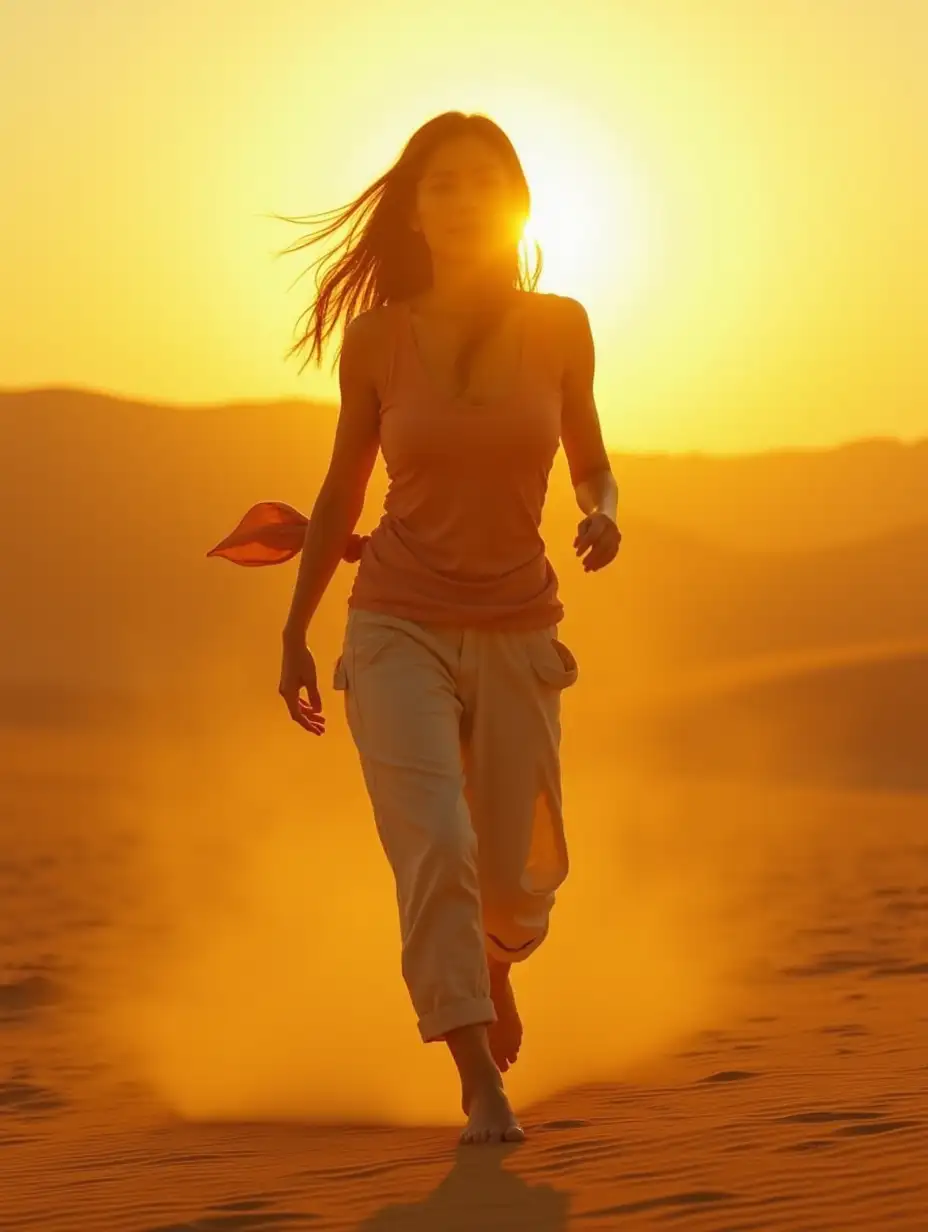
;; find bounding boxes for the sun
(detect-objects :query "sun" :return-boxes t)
[503,98,656,315]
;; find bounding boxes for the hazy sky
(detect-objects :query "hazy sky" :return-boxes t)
[2,0,925,450]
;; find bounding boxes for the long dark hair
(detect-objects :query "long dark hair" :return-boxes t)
[272,111,543,391]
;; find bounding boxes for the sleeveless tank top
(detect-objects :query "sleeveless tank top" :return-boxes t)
[347,292,565,630]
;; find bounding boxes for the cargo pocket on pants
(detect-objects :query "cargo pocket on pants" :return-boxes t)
[527,631,579,689]
[332,654,349,690]
[333,617,397,692]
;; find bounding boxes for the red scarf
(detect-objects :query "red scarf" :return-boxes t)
[206,501,368,566]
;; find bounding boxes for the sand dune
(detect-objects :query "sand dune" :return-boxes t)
[1,737,925,1229]
[2,388,927,1229]
[599,641,928,791]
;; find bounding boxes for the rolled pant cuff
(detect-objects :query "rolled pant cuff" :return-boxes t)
[417,996,497,1043]
[486,924,548,966]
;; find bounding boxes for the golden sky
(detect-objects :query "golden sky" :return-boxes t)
[2,0,926,450]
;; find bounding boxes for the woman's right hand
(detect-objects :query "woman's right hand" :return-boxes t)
[278,635,326,735]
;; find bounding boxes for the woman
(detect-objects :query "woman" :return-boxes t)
[207,111,621,1144]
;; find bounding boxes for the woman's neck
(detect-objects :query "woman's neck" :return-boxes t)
[420,261,516,317]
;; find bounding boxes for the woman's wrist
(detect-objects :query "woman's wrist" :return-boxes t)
[282,620,309,647]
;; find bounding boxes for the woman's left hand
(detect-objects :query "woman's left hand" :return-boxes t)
[574,512,622,572]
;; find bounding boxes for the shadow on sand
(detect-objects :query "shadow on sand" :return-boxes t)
[357,1142,569,1231]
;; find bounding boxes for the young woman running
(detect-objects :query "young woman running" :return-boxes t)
[208,110,621,1145]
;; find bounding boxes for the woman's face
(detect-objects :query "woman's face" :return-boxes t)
[411,135,523,266]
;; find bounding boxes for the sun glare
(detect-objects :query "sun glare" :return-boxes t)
[508,102,657,316]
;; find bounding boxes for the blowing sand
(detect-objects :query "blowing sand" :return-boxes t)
[1,713,926,1231]
[2,394,926,1227]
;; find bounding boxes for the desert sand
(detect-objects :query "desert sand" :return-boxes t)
[1,390,926,1230]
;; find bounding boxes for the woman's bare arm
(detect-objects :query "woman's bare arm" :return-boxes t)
[281,312,383,645]
[558,297,621,572]
[558,297,618,521]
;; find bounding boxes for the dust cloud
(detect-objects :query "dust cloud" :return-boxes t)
[90,653,808,1128]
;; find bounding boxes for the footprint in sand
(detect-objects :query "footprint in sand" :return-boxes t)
[0,974,63,1018]
[585,1190,736,1218]
[834,1120,922,1137]
[0,1079,66,1117]
[698,1070,760,1084]
[537,1119,593,1130]
[775,1108,924,1149]
[143,1198,314,1231]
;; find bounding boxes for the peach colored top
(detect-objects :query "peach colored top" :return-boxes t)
[348,297,563,630]
[206,293,565,631]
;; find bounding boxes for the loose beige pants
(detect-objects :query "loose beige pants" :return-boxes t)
[333,607,577,1042]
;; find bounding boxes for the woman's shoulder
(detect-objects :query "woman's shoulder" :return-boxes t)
[520,290,589,341]
[343,302,403,346]
[340,303,411,402]
[522,288,587,321]
[341,303,404,375]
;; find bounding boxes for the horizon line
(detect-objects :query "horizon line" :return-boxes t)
[2,383,926,459]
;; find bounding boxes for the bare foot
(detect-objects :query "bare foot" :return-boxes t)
[460,1078,526,1146]
[446,1021,524,1145]
[487,960,522,1073]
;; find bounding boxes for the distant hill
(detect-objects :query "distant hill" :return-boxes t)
[605,438,928,552]
[5,387,927,553]
[1,388,927,714]
[595,642,928,793]
[552,508,928,682]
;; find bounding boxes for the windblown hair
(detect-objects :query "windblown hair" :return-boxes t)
[272,111,542,392]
